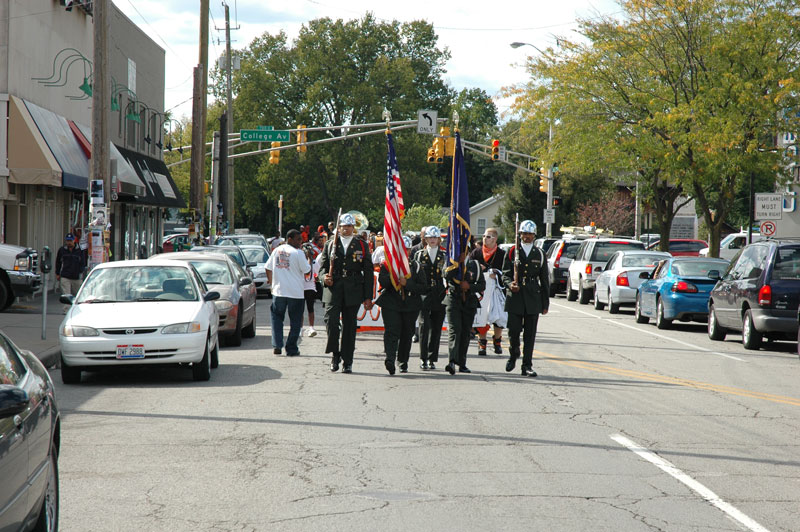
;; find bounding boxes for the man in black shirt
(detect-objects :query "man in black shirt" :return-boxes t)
[56,233,85,310]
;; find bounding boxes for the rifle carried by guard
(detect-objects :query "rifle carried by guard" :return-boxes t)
[330,207,343,276]
[514,213,521,287]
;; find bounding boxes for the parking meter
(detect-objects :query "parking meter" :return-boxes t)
[40,246,52,340]
[40,246,52,273]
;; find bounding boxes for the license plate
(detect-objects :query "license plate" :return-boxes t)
[561,271,568,277]
[116,344,145,359]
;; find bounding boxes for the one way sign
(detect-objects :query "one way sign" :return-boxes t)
[417,109,437,134]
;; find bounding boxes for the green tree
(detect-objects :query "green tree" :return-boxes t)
[401,204,448,232]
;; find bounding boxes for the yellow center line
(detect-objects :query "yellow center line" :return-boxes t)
[534,350,800,407]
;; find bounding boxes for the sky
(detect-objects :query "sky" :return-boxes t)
[115,0,622,123]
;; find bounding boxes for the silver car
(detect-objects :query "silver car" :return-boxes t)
[239,245,270,297]
[593,250,672,313]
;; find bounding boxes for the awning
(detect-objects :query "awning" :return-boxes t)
[7,95,62,187]
[114,145,185,208]
[72,122,146,198]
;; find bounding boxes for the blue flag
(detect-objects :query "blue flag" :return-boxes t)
[446,131,470,279]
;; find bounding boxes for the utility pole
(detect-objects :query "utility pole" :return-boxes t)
[219,111,228,234]
[92,0,110,209]
[546,124,553,238]
[210,130,220,239]
[190,0,210,221]
[224,2,235,230]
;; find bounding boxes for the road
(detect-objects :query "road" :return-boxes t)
[53,295,800,531]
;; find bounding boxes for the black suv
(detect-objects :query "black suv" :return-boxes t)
[707,238,800,349]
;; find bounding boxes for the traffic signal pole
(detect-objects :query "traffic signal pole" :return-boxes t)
[546,166,553,237]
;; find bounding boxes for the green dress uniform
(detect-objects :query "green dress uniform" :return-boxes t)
[501,244,550,374]
[415,246,447,367]
[445,259,486,372]
[376,259,427,373]
[318,236,373,372]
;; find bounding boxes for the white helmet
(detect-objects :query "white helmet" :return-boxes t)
[519,220,537,234]
[339,213,356,226]
[424,226,441,238]
[402,236,413,248]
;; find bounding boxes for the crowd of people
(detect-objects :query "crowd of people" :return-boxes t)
[267,212,551,378]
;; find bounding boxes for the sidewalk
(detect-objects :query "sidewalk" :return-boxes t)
[0,289,64,368]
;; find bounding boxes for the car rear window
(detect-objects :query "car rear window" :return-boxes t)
[590,241,644,262]
[621,254,666,267]
[671,241,706,252]
[672,260,728,277]
[773,246,800,280]
[562,242,581,259]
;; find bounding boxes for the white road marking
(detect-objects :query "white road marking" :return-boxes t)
[611,434,770,532]
[551,302,746,362]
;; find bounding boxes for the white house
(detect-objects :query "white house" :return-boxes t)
[470,194,505,239]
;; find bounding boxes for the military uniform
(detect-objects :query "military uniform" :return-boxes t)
[445,259,486,373]
[501,242,550,375]
[415,245,447,368]
[376,259,427,373]
[318,234,373,372]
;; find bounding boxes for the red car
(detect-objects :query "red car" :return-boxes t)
[647,239,708,257]
[161,233,191,253]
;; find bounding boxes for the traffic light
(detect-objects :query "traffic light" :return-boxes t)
[490,139,500,161]
[539,169,548,193]
[440,127,455,157]
[296,125,307,152]
[269,142,281,164]
[552,196,561,207]
[433,137,444,163]
[427,147,436,163]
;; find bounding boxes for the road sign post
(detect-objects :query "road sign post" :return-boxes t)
[240,129,290,142]
[543,208,555,224]
[759,220,777,237]
[754,193,782,220]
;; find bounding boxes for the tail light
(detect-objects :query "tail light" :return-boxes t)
[585,264,593,275]
[553,246,564,268]
[616,273,629,286]
[758,284,772,306]
[671,281,698,293]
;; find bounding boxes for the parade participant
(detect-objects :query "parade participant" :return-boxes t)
[444,242,486,375]
[55,233,85,311]
[376,236,427,375]
[318,212,374,374]
[468,228,507,356]
[415,226,447,370]
[502,219,550,377]
[301,233,325,337]
[266,229,311,356]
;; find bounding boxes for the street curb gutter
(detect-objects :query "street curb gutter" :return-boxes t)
[37,346,61,369]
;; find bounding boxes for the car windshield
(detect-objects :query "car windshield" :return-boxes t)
[223,250,245,266]
[189,260,233,285]
[719,234,739,247]
[621,254,666,267]
[671,260,728,277]
[772,246,800,280]
[243,248,268,263]
[590,241,644,262]
[219,236,264,247]
[77,266,197,302]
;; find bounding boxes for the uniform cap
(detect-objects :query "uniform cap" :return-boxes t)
[519,220,537,234]
[402,236,412,248]
[424,226,441,238]
[65,233,75,241]
[339,213,356,226]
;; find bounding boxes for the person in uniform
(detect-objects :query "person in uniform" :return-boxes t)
[376,236,428,375]
[415,226,447,370]
[468,227,507,356]
[502,220,550,377]
[318,213,374,374]
[444,245,486,375]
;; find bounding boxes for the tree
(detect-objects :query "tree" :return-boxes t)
[576,191,635,236]
[401,204,448,232]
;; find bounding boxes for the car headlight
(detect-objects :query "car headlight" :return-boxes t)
[215,300,233,312]
[61,325,99,337]
[13,256,30,271]
[162,322,204,334]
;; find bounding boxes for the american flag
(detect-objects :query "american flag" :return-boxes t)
[383,133,410,290]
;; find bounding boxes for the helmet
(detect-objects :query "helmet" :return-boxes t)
[402,236,412,248]
[339,213,356,226]
[519,220,537,234]
[424,226,441,238]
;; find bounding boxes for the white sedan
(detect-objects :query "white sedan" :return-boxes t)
[58,259,220,383]
[593,250,672,313]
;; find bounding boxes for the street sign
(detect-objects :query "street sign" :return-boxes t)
[417,110,437,134]
[760,220,777,236]
[754,193,782,220]
[240,129,290,142]
[543,208,555,224]
[498,146,507,161]
[257,125,274,131]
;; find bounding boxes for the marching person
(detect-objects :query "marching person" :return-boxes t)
[468,227,507,356]
[415,226,447,370]
[266,229,312,356]
[444,243,486,375]
[376,236,427,375]
[55,232,85,312]
[301,233,325,337]
[318,213,374,374]
[502,220,550,377]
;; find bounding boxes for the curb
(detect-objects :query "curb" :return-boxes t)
[37,346,61,369]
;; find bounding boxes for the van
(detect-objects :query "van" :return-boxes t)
[699,232,763,261]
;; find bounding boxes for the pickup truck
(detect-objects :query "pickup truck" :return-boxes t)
[0,243,41,311]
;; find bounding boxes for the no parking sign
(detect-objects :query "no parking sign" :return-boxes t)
[759,220,777,237]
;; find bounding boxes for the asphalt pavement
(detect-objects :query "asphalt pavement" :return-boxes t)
[0,288,64,368]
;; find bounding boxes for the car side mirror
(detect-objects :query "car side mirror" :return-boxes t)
[240,277,252,286]
[707,269,721,280]
[639,271,651,279]
[0,385,30,418]
[204,291,220,302]
[59,294,75,305]
[247,262,257,268]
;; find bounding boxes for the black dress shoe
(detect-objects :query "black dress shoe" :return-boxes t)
[477,348,487,356]
[385,360,396,375]
[506,357,516,372]
[399,362,408,373]
[330,362,339,372]
[343,365,352,374]
[330,353,340,372]
[273,348,282,355]
[521,368,537,377]
[420,361,429,370]
[458,366,471,373]
[428,361,436,370]
[445,362,456,375]
[286,351,300,357]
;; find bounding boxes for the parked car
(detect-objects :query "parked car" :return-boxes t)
[534,237,558,255]
[0,243,41,311]
[593,250,672,313]
[155,252,257,347]
[161,233,192,253]
[239,245,270,297]
[545,238,586,297]
[699,231,764,261]
[58,259,221,383]
[0,330,60,532]
[635,257,730,328]
[215,234,269,249]
[647,239,708,257]
[566,237,645,304]
[190,245,254,274]
[707,239,800,349]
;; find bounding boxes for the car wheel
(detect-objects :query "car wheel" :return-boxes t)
[60,356,81,384]
[31,444,58,532]
[634,294,649,324]
[566,276,577,301]
[210,337,219,369]
[593,291,605,310]
[708,304,726,341]
[242,310,256,339]
[0,280,11,311]
[742,309,762,350]
[228,305,243,347]
[578,282,592,305]
[608,292,620,314]
[549,283,557,298]
[193,334,212,381]
[656,298,671,329]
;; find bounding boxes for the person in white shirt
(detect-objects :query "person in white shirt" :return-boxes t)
[266,229,311,356]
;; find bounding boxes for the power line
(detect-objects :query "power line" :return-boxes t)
[124,0,192,69]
